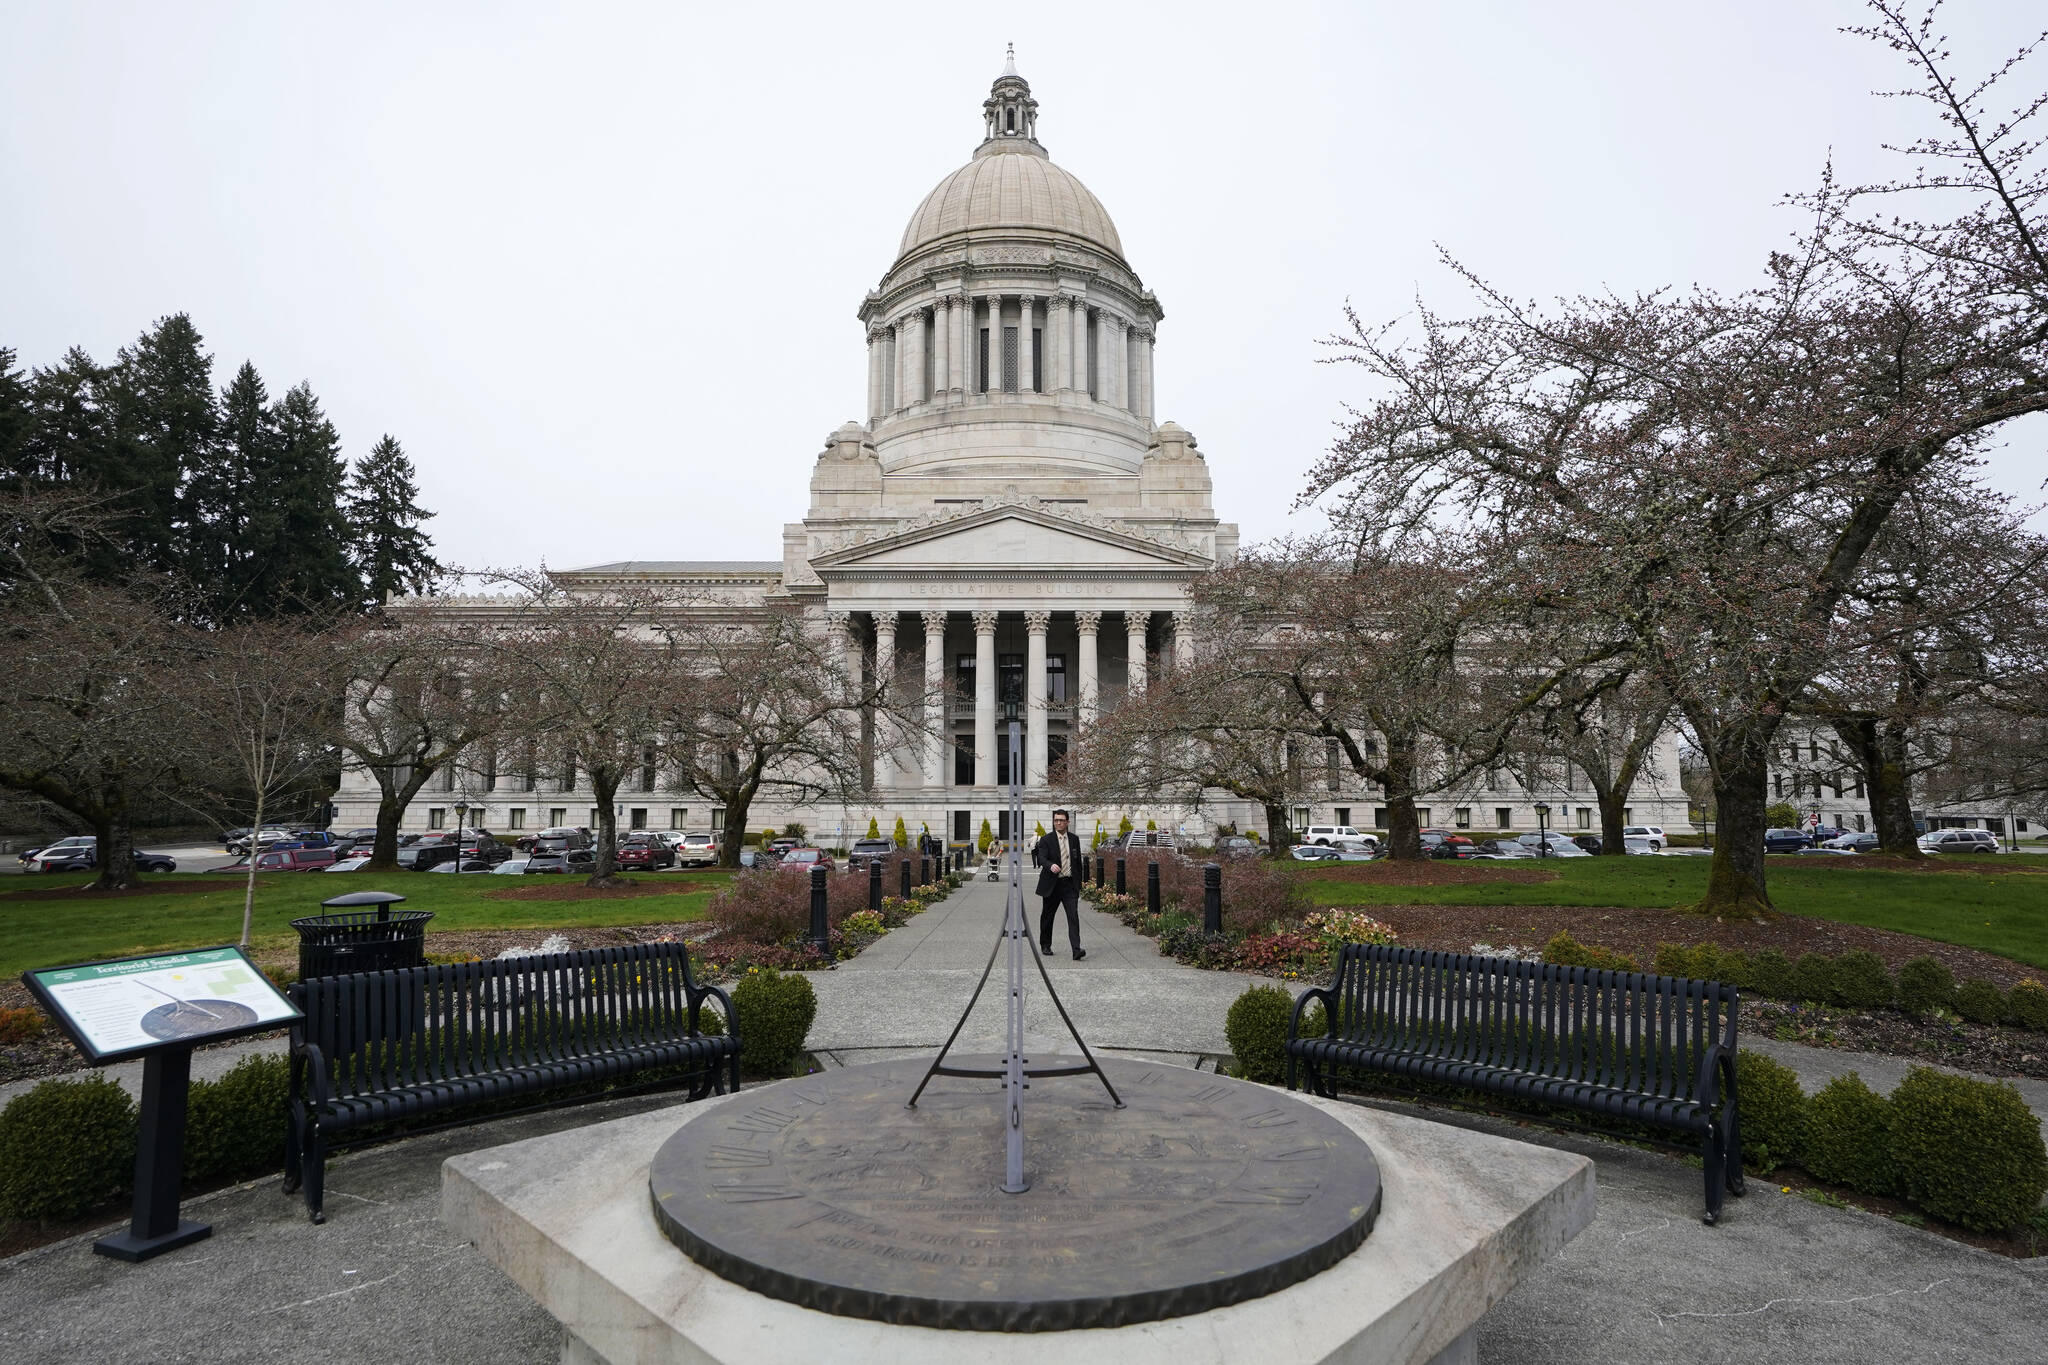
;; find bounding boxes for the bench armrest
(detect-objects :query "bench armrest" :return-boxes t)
[692,983,737,1043]
[1288,984,1337,1042]
[295,1040,332,1110]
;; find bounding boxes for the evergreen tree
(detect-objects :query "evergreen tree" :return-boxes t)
[186,360,276,621]
[345,434,442,607]
[246,382,359,615]
[0,348,32,484]
[109,314,216,578]
[25,347,113,487]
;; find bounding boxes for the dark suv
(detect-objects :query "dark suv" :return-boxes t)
[847,838,896,870]
[1763,828,1814,853]
[521,828,592,855]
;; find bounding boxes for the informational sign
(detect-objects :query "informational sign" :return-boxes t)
[24,946,301,1064]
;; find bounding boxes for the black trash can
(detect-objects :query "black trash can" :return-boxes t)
[292,891,434,979]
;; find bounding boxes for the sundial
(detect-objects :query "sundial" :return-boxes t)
[650,696,1383,1329]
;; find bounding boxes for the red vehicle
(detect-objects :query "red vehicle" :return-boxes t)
[777,847,835,874]
[614,835,676,870]
[240,847,337,872]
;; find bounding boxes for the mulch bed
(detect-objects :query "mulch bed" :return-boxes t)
[0,878,248,902]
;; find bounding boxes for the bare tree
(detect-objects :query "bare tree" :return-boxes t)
[1513,667,1676,855]
[1302,9,2047,912]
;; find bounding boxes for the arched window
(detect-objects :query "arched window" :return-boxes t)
[1007,108,1015,132]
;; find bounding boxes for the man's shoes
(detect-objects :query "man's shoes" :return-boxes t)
[1072,948,1087,960]
[1040,942,1053,955]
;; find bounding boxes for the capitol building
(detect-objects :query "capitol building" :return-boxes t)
[337,55,1692,847]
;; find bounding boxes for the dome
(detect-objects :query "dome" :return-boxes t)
[897,149,1124,261]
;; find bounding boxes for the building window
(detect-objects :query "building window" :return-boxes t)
[589,808,599,828]
[1452,807,1469,829]
[1562,764,1575,793]
[1855,778,1866,798]
[1046,653,1068,702]
[1002,326,1019,392]
[484,746,498,792]
[428,808,446,829]
[1496,808,1513,829]
[630,808,647,831]
[642,749,657,793]
[996,732,1013,786]
[441,764,456,792]
[1326,739,1341,792]
[711,807,726,832]
[1048,733,1068,778]
[1031,328,1042,391]
[1577,807,1591,829]
[549,807,566,827]
[978,328,990,392]
[1334,807,1351,828]
[1372,807,1387,828]
[956,652,976,698]
[560,749,577,793]
[508,809,525,830]
[999,653,1024,705]
[1855,814,1867,832]
[1773,773,1784,798]
[2019,819,2030,833]
[670,808,687,829]
[1623,808,1633,824]
[955,734,975,786]
[1416,808,1431,827]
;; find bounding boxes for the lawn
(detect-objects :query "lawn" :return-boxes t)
[1297,856,2048,970]
[0,868,733,978]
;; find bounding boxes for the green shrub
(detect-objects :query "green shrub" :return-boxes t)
[1225,985,1298,1084]
[2005,979,2048,1031]
[1895,957,1956,1015]
[1651,943,1691,978]
[0,1076,137,1222]
[1792,953,1839,1005]
[1800,1073,1896,1196]
[0,1006,46,1044]
[730,967,817,1078]
[1954,979,2007,1027]
[184,1054,290,1187]
[1697,944,1753,990]
[1735,1050,1808,1174]
[1747,949,1797,1000]
[1890,1067,2048,1232]
[1831,951,1895,1010]
[1541,932,1639,973]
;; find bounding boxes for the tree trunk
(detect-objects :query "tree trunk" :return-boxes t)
[1595,781,1629,856]
[587,771,624,886]
[1380,734,1424,859]
[1835,717,1926,858]
[240,788,265,947]
[1698,751,1775,919]
[1263,801,1296,851]
[365,766,431,871]
[92,803,140,892]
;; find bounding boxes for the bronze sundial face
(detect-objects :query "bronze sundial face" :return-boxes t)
[649,1058,1381,1331]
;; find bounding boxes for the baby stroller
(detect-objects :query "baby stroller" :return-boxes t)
[985,841,1005,882]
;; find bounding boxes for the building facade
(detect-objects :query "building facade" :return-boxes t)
[335,56,1693,846]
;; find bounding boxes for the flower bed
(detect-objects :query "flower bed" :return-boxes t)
[1084,859,1384,978]
[695,868,963,977]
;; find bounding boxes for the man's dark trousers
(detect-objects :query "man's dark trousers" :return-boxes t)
[1033,829,1083,955]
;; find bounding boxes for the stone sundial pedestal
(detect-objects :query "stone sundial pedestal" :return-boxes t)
[443,1057,1595,1364]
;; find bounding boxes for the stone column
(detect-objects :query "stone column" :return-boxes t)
[1109,315,1128,409]
[1125,610,1149,698]
[1136,325,1155,420]
[982,294,1002,392]
[874,613,897,791]
[1073,302,1090,393]
[922,610,947,789]
[1047,294,1069,393]
[931,299,950,405]
[1172,610,1195,669]
[865,328,885,422]
[949,293,967,393]
[893,318,913,413]
[1075,610,1101,728]
[1026,610,1051,788]
[912,309,930,405]
[1095,313,1115,406]
[973,611,998,787]
[1019,294,1037,393]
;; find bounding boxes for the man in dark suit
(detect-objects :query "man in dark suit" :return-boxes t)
[1033,809,1086,960]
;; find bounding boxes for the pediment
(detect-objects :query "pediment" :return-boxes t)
[811,504,1209,573]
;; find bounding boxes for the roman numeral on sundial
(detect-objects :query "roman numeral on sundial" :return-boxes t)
[1257,1145,1328,1163]
[703,1145,775,1169]
[711,1183,805,1203]
[728,1106,800,1136]
[1188,1084,1231,1106]
[1218,1182,1318,1205]
[1241,1107,1297,1129]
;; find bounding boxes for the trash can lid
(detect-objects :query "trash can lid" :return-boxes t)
[320,890,408,909]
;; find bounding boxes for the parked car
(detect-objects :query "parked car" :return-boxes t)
[1121,831,1181,851]
[1421,831,1475,858]
[1301,825,1374,849]
[519,827,592,855]
[231,847,337,873]
[1465,839,1534,860]
[1919,828,2000,855]
[1515,833,1591,857]
[738,847,776,869]
[847,838,897,870]
[227,827,299,856]
[323,857,372,873]
[1821,831,1879,853]
[1215,836,1265,859]
[23,837,177,873]
[491,858,531,875]
[769,838,803,855]
[670,832,719,867]
[277,830,338,850]
[524,848,597,874]
[615,835,677,870]
[1621,825,1667,850]
[426,858,498,873]
[1763,828,1815,853]
[778,847,836,873]
[1290,844,1343,861]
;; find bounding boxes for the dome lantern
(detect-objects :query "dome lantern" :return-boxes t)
[981,45,1042,154]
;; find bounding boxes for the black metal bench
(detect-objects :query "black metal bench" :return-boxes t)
[284,942,739,1223]
[1286,944,1744,1223]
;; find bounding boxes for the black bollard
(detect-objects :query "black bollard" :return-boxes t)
[1094,854,1104,887]
[868,860,882,913]
[1115,857,1126,895]
[1146,861,1160,916]
[809,865,829,957]
[920,855,930,885]
[901,858,912,899]
[1203,862,1222,935]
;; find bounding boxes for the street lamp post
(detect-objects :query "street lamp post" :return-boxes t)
[1534,803,1550,858]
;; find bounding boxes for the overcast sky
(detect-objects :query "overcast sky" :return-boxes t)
[3,2,2042,573]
